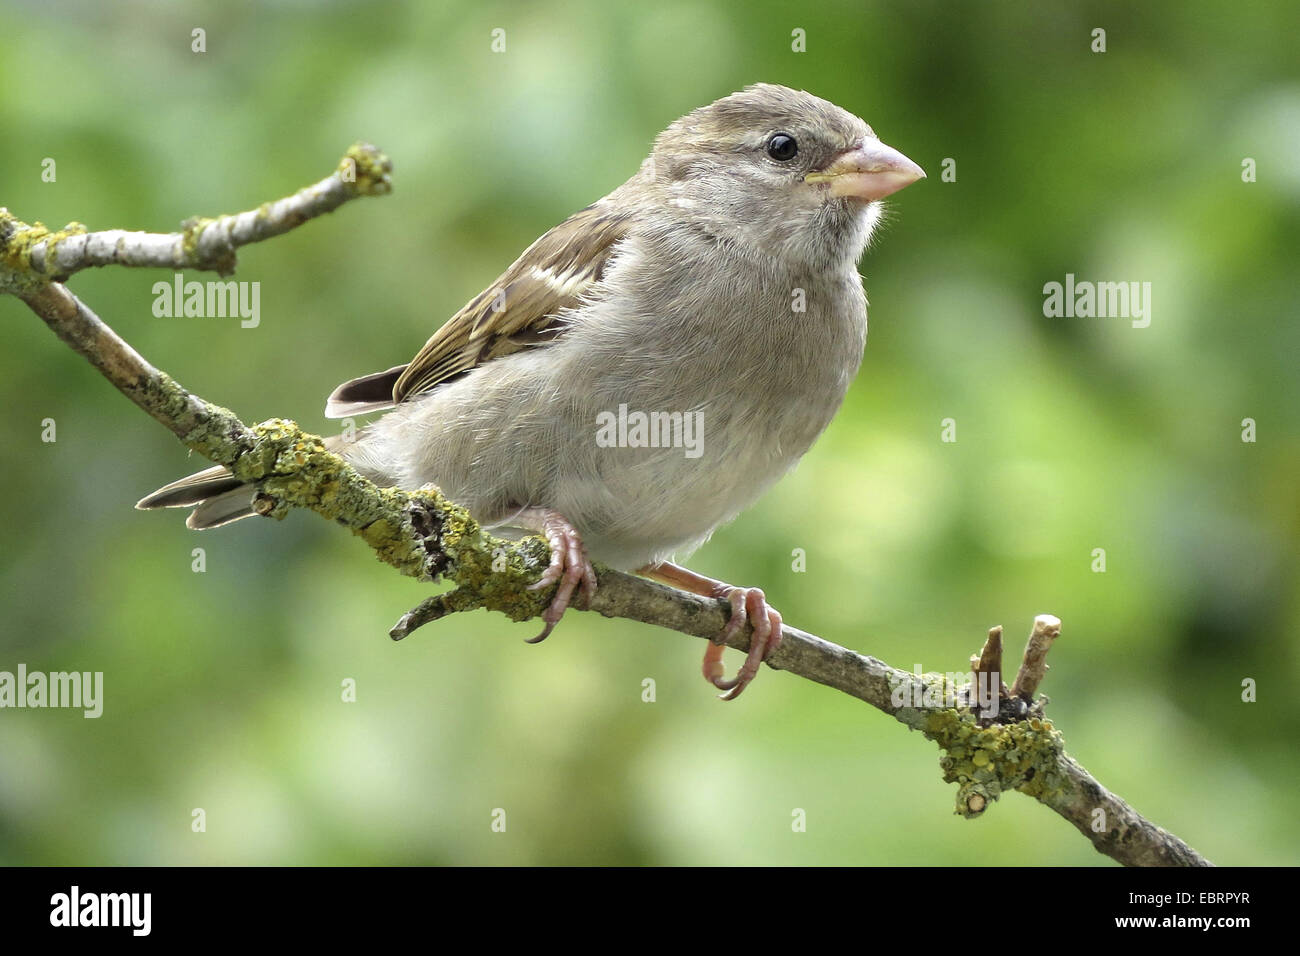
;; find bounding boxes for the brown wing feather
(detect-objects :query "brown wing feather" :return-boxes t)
[388,204,632,405]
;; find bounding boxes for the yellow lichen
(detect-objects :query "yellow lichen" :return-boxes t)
[340,143,393,197]
[897,701,1069,818]
[0,212,90,290]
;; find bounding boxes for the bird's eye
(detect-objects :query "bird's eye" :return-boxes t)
[766,133,798,162]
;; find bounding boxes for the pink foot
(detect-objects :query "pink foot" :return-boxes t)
[638,562,784,701]
[517,507,598,644]
[703,586,783,700]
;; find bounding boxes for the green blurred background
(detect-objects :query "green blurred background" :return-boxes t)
[1,0,1297,865]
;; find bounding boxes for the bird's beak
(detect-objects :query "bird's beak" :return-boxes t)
[805,138,926,201]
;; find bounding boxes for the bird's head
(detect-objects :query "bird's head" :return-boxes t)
[646,83,925,269]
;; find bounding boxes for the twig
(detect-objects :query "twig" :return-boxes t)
[974,624,1004,679]
[1,143,391,286]
[0,144,1212,868]
[1011,614,1062,701]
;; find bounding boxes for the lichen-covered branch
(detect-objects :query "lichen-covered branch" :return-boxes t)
[0,143,391,290]
[11,281,559,614]
[0,144,1211,868]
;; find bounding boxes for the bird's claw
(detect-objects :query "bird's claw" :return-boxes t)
[702,586,783,700]
[523,510,597,643]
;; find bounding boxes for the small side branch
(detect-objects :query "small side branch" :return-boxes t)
[1011,614,1062,701]
[1,142,391,288]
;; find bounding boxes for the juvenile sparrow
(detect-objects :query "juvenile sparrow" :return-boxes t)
[139,83,925,699]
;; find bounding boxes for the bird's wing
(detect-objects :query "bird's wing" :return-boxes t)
[324,203,632,418]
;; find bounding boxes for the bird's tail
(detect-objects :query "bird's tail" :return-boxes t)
[137,435,353,530]
[135,464,260,529]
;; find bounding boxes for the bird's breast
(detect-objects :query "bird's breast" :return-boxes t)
[542,237,867,550]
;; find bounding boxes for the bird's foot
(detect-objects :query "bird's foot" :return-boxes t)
[637,562,783,700]
[704,584,783,700]
[517,507,598,644]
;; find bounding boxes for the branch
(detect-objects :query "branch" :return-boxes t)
[1,143,391,287]
[1011,614,1062,700]
[1,144,1211,868]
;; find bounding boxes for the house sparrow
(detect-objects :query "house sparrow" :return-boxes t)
[138,83,924,699]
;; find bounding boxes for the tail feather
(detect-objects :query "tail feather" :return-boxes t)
[186,488,258,529]
[135,465,245,509]
[137,464,256,529]
[138,433,357,530]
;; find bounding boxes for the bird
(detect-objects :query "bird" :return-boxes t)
[138,83,925,699]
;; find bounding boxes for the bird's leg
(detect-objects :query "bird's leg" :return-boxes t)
[636,561,783,701]
[515,507,598,644]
